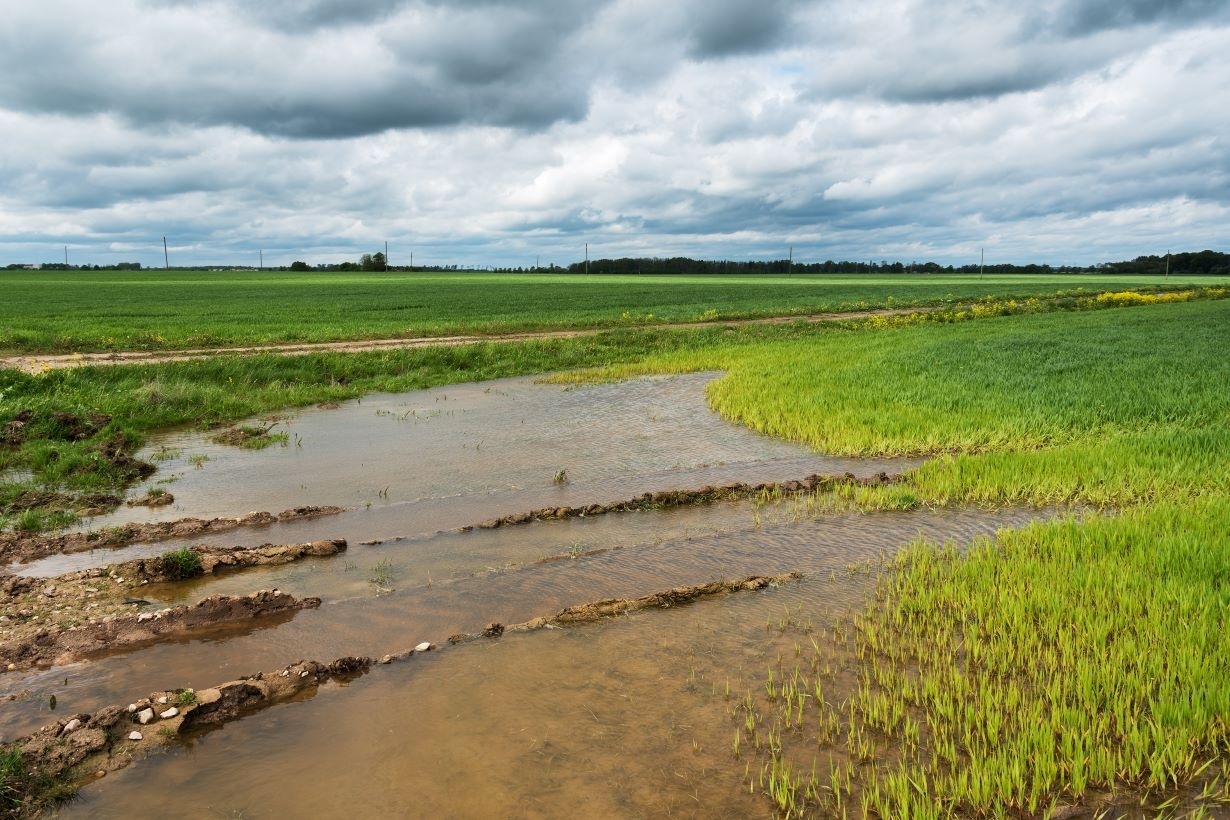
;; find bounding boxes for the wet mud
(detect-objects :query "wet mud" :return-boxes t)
[2,589,319,672]
[1,540,346,671]
[0,506,346,565]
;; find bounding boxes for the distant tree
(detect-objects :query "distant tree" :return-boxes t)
[359,252,386,271]
[289,260,310,271]
[372,251,386,271]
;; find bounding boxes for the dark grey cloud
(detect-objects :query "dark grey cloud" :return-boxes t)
[1049,0,1230,35]
[686,0,801,57]
[0,0,608,138]
[1,0,1228,269]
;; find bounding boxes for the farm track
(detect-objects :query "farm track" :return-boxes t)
[0,307,932,374]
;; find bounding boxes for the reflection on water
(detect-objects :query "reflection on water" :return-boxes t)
[6,374,1053,817]
[81,373,906,529]
[58,574,869,820]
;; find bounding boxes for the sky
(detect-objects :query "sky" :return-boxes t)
[1,0,1227,270]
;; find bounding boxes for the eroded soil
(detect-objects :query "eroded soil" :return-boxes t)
[0,506,346,565]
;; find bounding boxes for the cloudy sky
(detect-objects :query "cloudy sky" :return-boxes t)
[1,0,1227,269]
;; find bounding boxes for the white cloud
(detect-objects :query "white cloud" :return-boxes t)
[0,0,1227,267]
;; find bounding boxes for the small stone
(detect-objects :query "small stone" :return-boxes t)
[299,670,308,678]
[159,707,178,719]
[128,731,142,741]
[61,718,82,734]
[137,613,154,623]
[380,655,393,664]
[95,770,106,778]
[156,696,168,704]
[42,586,57,597]
[137,708,155,724]
[415,642,433,652]
[127,703,137,712]
[6,664,14,672]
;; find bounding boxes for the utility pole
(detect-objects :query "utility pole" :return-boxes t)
[1165,249,1170,277]
[980,247,985,280]
[64,246,68,266]
[788,245,793,275]
[259,249,263,271]
[585,243,589,275]
[385,241,389,271]
[163,237,170,270]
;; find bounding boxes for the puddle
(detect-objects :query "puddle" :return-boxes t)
[1,505,1043,739]
[80,373,901,529]
[4,373,1056,816]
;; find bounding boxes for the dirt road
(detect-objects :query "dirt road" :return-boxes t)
[0,308,930,374]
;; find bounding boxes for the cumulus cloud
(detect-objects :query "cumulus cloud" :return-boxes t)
[0,0,1227,267]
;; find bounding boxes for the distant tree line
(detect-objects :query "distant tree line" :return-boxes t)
[564,251,1230,276]
[8,250,1229,276]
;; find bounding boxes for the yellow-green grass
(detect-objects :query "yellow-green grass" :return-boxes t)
[2,268,1225,354]
[564,298,1230,508]
[847,498,1230,816]
[658,300,1228,815]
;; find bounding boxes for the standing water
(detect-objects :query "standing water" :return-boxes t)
[0,374,1043,818]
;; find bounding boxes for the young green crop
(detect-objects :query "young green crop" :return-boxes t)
[2,268,1224,354]
[698,300,1230,815]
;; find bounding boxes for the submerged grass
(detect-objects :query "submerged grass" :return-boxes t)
[681,299,1230,815]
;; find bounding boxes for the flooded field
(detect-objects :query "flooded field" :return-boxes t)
[3,374,1047,817]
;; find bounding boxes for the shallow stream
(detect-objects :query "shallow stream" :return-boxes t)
[1,373,1046,817]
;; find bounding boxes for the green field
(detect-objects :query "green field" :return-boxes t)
[3,268,1225,353]
[2,274,1229,815]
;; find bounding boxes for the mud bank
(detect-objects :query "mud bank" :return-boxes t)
[448,572,801,644]
[0,506,346,565]
[3,654,377,816]
[461,471,898,532]
[1,589,320,672]
[3,572,800,816]
[0,539,346,671]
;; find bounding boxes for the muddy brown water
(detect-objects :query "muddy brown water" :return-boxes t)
[2,374,1050,817]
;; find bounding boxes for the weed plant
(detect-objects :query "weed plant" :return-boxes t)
[160,547,203,580]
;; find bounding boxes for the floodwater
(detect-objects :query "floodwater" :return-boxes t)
[2,373,1049,818]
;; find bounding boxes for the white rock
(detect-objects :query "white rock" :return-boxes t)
[137,708,155,724]
[379,655,393,664]
[127,703,137,712]
[137,613,154,623]
[128,731,143,741]
[62,719,82,733]
[299,670,309,678]
[159,707,179,719]
[414,642,432,652]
